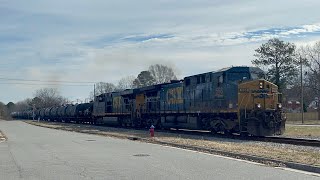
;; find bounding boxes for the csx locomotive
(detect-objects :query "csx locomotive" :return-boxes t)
[12,66,286,136]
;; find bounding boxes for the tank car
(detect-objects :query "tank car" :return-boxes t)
[74,103,93,123]
[57,106,67,122]
[65,104,77,122]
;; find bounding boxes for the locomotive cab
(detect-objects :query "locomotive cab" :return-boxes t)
[238,79,285,136]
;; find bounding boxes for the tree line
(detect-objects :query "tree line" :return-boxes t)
[0,63,178,117]
[89,64,177,99]
[0,88,68,119]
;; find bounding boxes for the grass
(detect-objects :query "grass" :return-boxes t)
[25,121,320,167]
[0,130,6,141]
[284,125,320,137]
[160,137,320,166]
[286,120,320,125]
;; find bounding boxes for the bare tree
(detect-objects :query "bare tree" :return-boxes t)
[133,71,156,88]
[0,101,8,118]
[13,99,32,111]
[116,76,136,91]
[6,102,15,114]
[89,82,116,101]
[95,82,116,95]
[299,42,320,117]
[88,91,95,102]
[148,64,177,84]
[34,88,68,108]
[300,42,320,94]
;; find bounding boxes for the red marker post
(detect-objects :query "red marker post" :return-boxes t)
[149,125,155,138]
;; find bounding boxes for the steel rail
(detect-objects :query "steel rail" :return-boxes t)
[165,128,320,147]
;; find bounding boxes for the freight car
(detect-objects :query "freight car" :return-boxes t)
[14,66,285,136]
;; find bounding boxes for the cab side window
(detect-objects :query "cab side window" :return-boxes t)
[185,78,191,86]
[217,75,224,87]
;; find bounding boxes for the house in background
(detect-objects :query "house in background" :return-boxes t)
[284,100,301,113]
[308,97,319,112]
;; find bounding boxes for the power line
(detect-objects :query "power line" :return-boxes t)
[0,77,96,84]
[0,82,93,86]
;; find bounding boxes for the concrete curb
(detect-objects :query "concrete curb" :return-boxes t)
[26,121,320,174]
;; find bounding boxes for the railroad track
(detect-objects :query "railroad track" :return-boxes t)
[167,128,320,147]
[249,136,320,147]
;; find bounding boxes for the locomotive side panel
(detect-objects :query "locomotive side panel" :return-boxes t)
[160,83,184,113]
[93,94,107,117]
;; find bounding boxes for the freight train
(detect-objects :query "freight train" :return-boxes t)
[12,66,286,136]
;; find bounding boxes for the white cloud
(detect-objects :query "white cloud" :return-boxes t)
[1,0,320,103]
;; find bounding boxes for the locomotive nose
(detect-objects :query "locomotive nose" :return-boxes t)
[238,79,284,136]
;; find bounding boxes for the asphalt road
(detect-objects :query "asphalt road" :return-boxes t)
[0,120,319,180]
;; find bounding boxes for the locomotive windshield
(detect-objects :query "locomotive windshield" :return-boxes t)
[227,72,250,82]
[250,71,265,80]
[250,67,265,80]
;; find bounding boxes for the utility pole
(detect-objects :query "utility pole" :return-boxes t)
[32,104,35,121]
[93,83,96,101]
[300,56,304,124]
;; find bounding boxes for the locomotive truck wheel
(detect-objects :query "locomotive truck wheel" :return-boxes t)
[210,128,217,134]
[240,132,249,137]
[224,130,232,136]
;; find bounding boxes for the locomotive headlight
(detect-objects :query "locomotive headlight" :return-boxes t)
[259,82,263,89]
[277,103,282,109]
[255,103,261,109]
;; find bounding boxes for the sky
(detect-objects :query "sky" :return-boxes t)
[1,0,320,104]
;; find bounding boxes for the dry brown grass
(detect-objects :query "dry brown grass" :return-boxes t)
[284,125,320,137]
[26,121,320,167]
[286,120,320,125]
[159,137,320,166]
[0,130,6,141]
